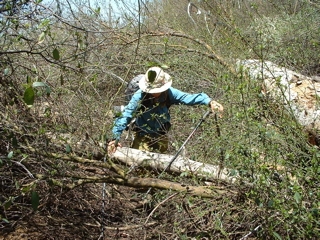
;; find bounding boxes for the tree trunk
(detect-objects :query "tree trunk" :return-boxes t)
[239,59,320,143]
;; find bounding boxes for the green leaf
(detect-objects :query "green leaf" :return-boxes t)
[15,181,20,190]
[38,32,45,43]
[53,48,60,60]
[160,64,170,69]
[12,136,18,148]
[3,201,12,210]
[32,81,51,95]
[31,191,40,211]
[66,144,72,153]
[311,208,319,217]
[148,70,157,83]
[229,169,237,176]
[272,231,282,240]
[2,218,10,224]
[180,171,189,177]
[39,18,49,28]
[23,86,35,106]
[32,81,47,88]
[254,197,261,206]
[95,7,101,15]
[21,183,34,193]
[26,75,31,83]
[3,197,14,210]
[294,192,301,204]
[60,75,64,86]
[267,199,274,208]
[7,151,13,159]
[4,68,9,75]
[146,61,158,67]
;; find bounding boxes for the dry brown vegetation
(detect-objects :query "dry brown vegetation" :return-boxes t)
[1,0,320,239]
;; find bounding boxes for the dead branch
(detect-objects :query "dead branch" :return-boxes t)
[25,144,126,177]
[144,193,179,224]
[112,147,239,183]
[35,173,232,198]
[125,31,236,75]
[147,31,235,74]
[85,221,158,230]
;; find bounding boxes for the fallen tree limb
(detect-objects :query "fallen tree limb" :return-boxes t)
[21,143,235,197]
[19,135,239,197]
[24,143,126,177]
[35,174,232,198]
[112,147,239,183]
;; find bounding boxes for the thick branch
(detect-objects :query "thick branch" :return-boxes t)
[35,174,231,198]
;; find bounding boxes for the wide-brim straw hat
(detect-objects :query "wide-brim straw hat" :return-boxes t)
[139,67,172,93]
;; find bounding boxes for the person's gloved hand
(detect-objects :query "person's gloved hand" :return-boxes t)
[210,100,224,117]
[107,140,122,154]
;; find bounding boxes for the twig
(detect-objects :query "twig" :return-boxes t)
[144,192,179,224]
[214,113,225,178]
[12,159,34,178]
[99,154,108,240]
[149,31,236,74]
[239,225,261,240]
[85,221,157,230]
[187,2,198,26]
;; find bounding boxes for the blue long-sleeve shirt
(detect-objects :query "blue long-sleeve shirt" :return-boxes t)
[112,87,212,140]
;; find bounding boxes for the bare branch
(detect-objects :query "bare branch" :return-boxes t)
[35,173,231,198]
[145,31,236,75]
[0,0,31,14]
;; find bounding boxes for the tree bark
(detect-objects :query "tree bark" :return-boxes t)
[112,147,239,183]
[238,59,320,134]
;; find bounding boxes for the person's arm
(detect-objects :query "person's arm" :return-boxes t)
[169,87,223,116]
[108,90,142,153]
[168,87,211,105]
[112,90,142,139]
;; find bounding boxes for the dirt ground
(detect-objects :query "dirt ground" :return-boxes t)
[0,162,169,240]
[0,159,251,240]
[0,124,256,240]
[1,185,159,240]
[0,160,255,240]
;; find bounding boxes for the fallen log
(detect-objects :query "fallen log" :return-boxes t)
[112,147,239,183]
[238,59,320,135]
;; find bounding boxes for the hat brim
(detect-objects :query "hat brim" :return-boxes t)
[139,73,172,93]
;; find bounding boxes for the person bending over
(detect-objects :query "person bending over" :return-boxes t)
[108,67,223,154]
